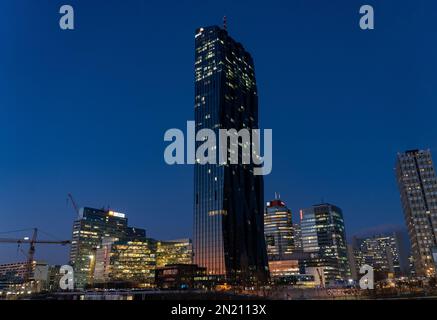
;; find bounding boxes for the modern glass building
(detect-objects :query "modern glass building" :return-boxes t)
[69,207,134,288]
[94,237,193,287]
[396,149,437,277]
[264,197,294,261]
[156,239,193,267]
[350,232,408,280]
[193,25,268,285]
[93,236,157,287]
[301,203,350,283]
[293,222,303,251]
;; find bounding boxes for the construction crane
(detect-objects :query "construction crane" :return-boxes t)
[67,193,80,215]
[0,228,70,282]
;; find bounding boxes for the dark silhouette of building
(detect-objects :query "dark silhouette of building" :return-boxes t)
[155,264,207,290]
[193,25,268,285]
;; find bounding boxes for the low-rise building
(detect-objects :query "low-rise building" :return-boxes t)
[155,264,207,290]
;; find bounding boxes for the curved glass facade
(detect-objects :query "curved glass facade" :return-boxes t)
[193,26,268,285]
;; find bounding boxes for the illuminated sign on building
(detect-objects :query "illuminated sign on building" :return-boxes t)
[108,211,125,218]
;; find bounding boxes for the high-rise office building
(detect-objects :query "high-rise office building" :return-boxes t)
[396,149,437,277]
[156,239,193,267]
[408,255,416,277]
[94,235,157,287]
[347,244,360,280]
[264,197,294,260]
[301,203,350,283]
[350,232,408,280]
[69,207,128,288]
[94,237,195,287]
[293,222,303,251]
[108,238,156,286]
[193,25,268,285]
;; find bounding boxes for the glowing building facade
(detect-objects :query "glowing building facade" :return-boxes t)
[264,198,294,261]
[396,149,437,277]
[301,203,350,283]
[100,238,156,286]
[193,25,268,285]
[70,207,128,288]
[350,233,408,279]
[156,239,193,267]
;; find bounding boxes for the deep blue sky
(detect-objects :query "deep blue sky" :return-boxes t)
[1,0,437,264]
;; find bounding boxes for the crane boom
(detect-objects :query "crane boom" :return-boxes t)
[0,238,70,245]
[67,193,80,215]
[0,228,70,282]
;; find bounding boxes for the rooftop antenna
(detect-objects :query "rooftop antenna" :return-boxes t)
[223,16,227,31]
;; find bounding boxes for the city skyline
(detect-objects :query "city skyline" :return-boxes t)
[2,0,437,267]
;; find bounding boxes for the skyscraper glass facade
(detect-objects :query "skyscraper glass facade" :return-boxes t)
[264,198,294,260]
[156,239,193,267]
[350,233,407,279]
[396,149,437,277]
[70,207,128,288]
[293,222,303,251]
[106,238,156,286]
[301,203,350,283]
[94,237,193,287]
[193,26,268,285]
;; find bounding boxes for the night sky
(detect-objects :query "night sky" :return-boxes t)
[1,0,437,264]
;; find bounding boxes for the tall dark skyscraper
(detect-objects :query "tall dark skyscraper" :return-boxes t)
[396,149,437,277]
[193,25,268,285]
